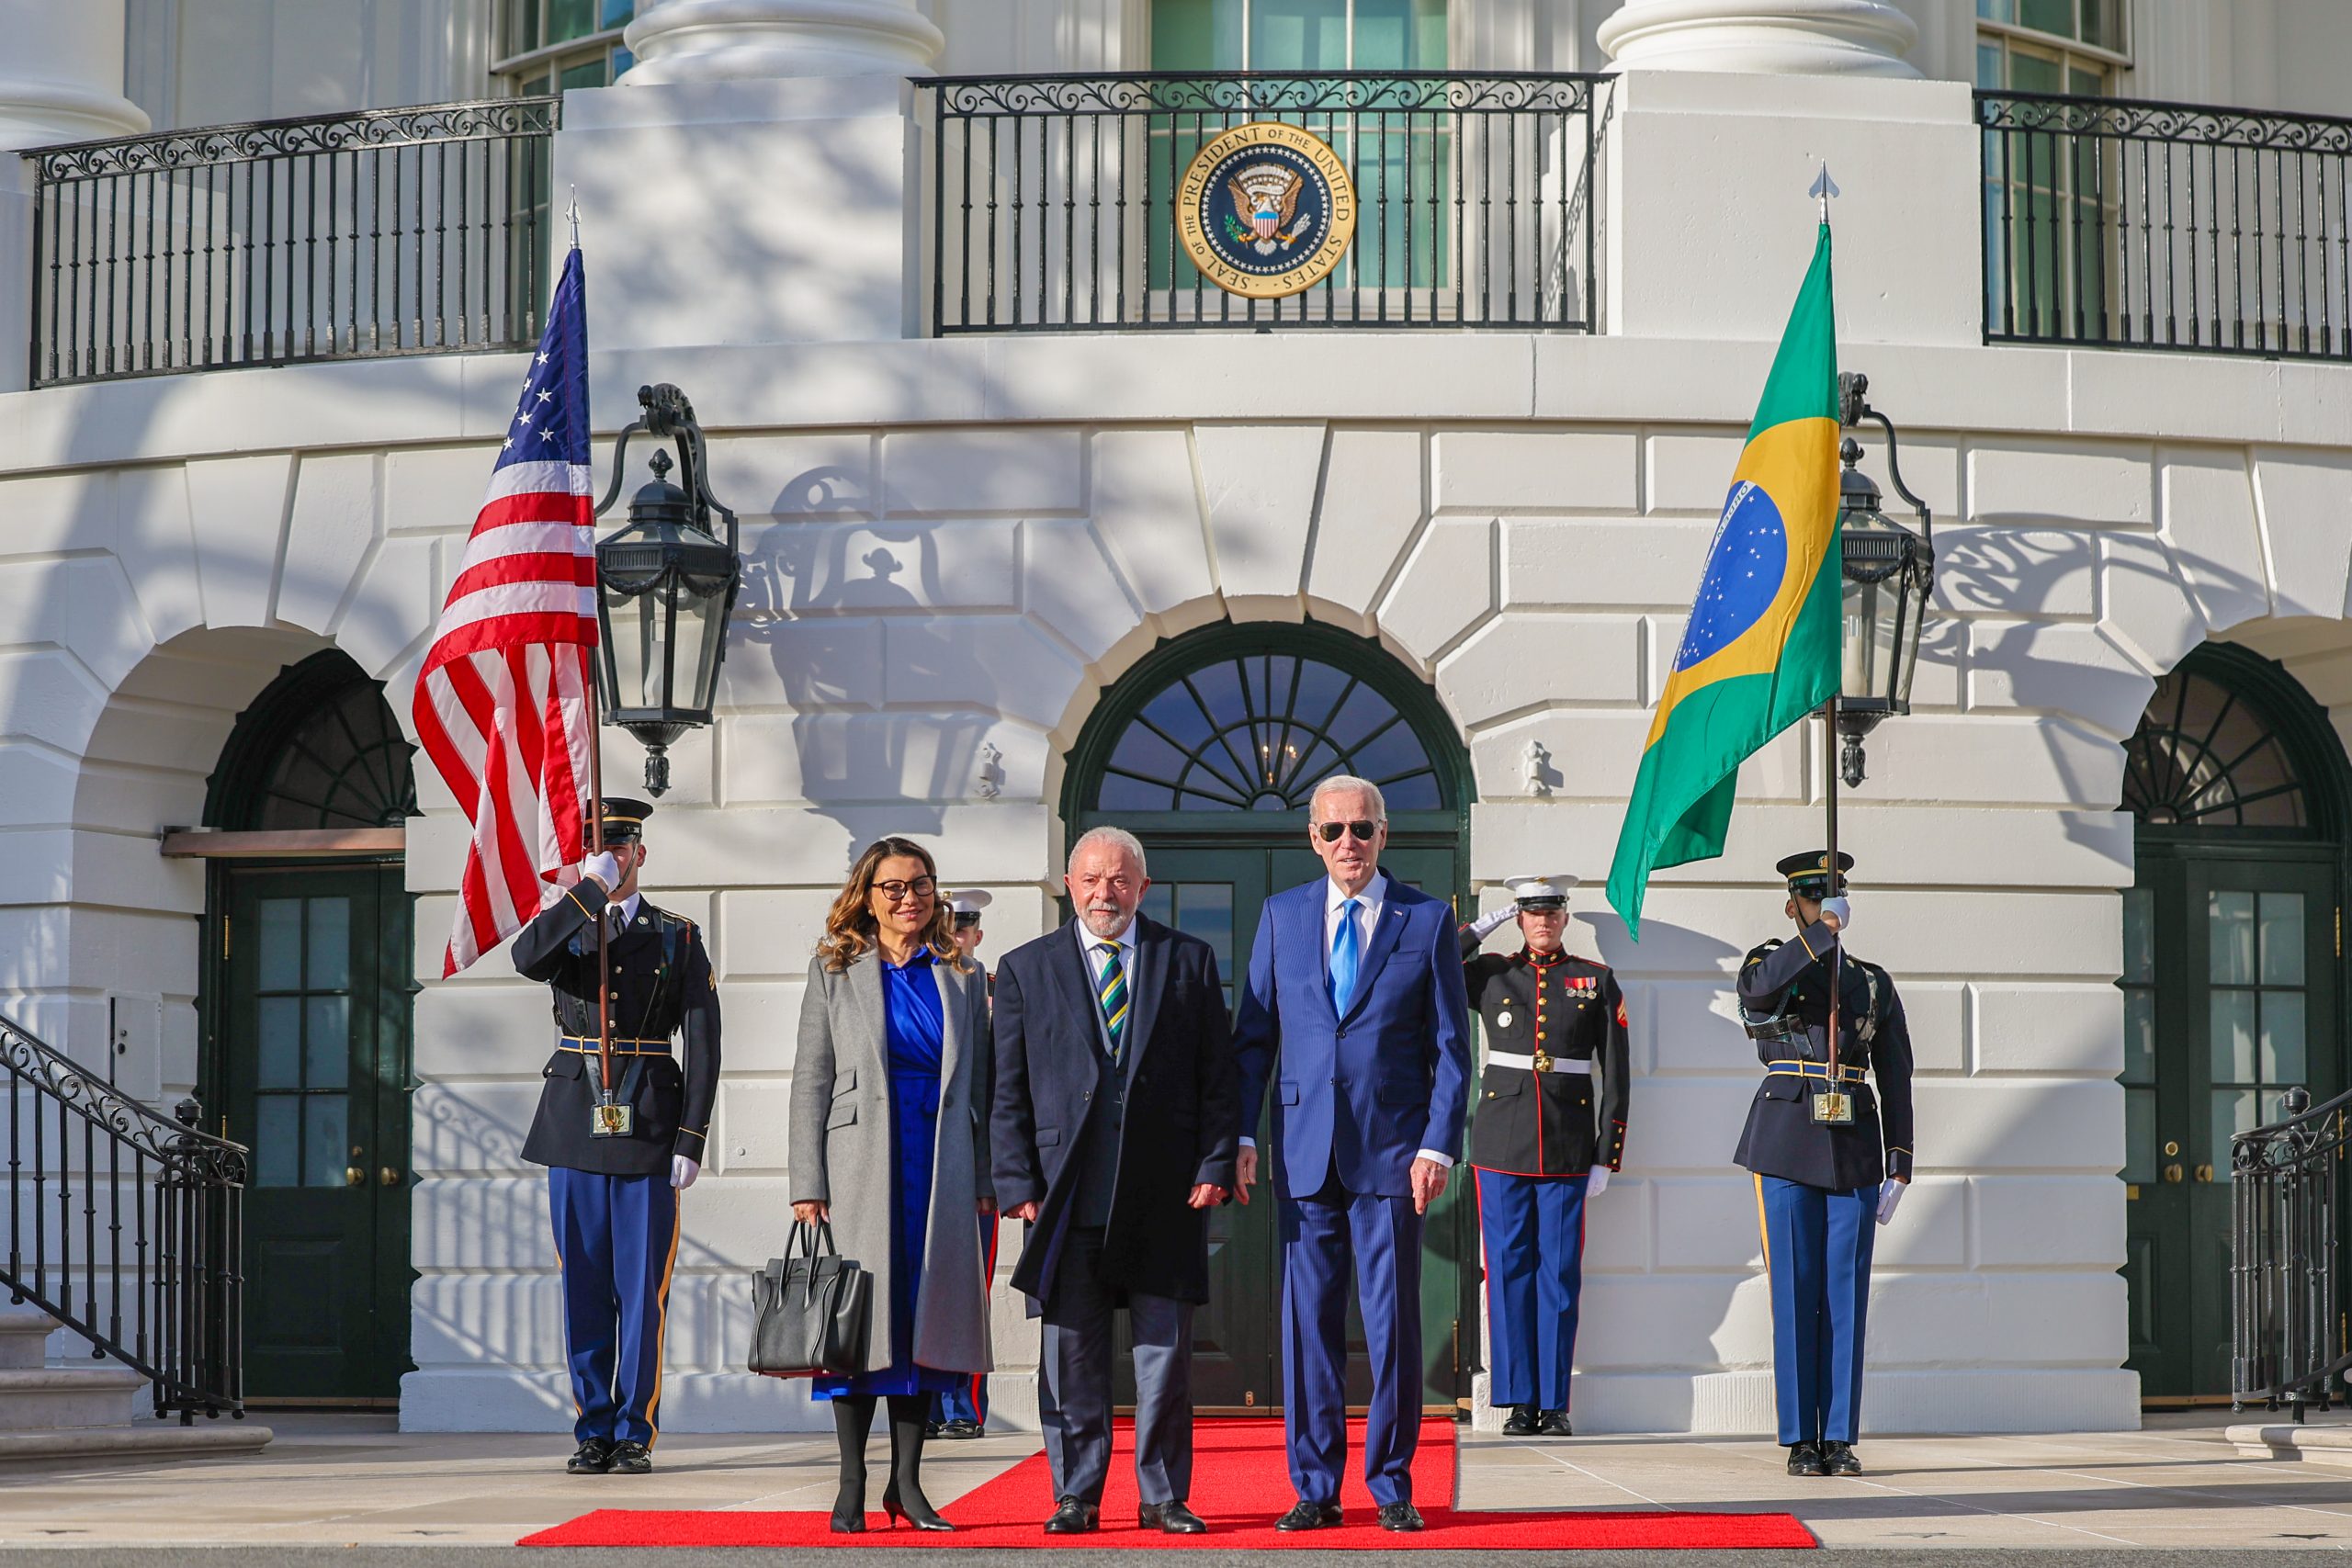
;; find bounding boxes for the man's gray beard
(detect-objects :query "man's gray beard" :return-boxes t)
[1079,906,1130,938]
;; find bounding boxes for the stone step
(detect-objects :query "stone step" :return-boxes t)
[0,1307,60,1370]
[2225,1419,2352,1469]
[0,1423,271,1465]
[0,1365,146,1430]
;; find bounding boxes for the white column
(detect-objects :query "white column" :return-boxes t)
[1597,0,1922,78]
[0,0,149,151]
[622,0,945,84]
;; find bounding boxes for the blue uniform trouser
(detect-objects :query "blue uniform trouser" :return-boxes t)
[1755,1175,1875,1446]
[933,1213,999,1427]
[1281,1169,1422,1507]
[548,1168,680,1447]
[1475,1168,1589,1411]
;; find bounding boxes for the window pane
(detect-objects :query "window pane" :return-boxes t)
[1140,885,1174,926]
[509,0,543,56]
[1978,0,2017,20]
[600,0,634,28]
[303,1098,349,1189]
[1977,39,2004,89]
[2208,890,2255,984]
[2121,987,2154,1083]
[611,45,634,78]
[254,1096,300,1188]
[2210,989,2256,1082]
[2018,0,2073,37]
[522,72,550,96]
[257,998,302,1089]
[307,996,351,1091]
[258,898,303,990]
[307,897,352,990]
[2008,47,2064,93]
[1152,0,1243,69]
[2258,892,2304,986]
[1171,882,1235,976]
[2260,990,2306,1085]
[2121,886,2153,983]
[1352,0,1448,71]
[2210,1088,2260,1181]
[550,0,596,43]
[1254,0,1349,70]
[2067,64,2103,97]
[2080,0,2123,51]
[560,55,610,92]
[2123,1086,2155,1184]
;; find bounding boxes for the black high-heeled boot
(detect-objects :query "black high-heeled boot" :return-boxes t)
[830,1394,876,1532]
[881,1393,953,1531]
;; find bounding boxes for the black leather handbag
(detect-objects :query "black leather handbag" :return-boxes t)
[748,1222,873,1379]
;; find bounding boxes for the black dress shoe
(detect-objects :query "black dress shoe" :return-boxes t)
[565,1438,615,1475]
[1820,1440,1862,1476]
[1043,1496,1100,1533]
[1378,1502,1425,1532]
[1274,1500,1342,1531]
[1502,1404,1541,1436]
[941,1418,984,1439]
[1538,1409,1574,1438]
[1786,1440,1827,1477]
[924,1420,944,1438]
[606,1439,651,1474]
[1138,1500,1207,1534]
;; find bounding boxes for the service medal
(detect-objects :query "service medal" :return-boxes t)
[1496,1009,1513,1028]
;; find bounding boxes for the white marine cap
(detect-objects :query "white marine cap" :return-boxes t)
[1505,874,1577,910]
[947,889,992,922]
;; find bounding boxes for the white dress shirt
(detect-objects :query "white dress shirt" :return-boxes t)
[1243,873,1452,1170]
[1074,914,1139,1017]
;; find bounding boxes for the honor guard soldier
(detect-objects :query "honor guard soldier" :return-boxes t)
[514,797,720,1477]
[1459,875,1631,1438]
[931,889,995,1439]
[1736,851,1913,1480]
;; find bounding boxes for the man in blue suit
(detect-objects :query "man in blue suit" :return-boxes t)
[1232,774,1474,1533]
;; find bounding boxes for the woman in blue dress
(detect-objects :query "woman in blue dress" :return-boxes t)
[791,838,994,1532]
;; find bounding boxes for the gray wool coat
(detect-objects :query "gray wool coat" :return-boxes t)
[788,948,995,1376]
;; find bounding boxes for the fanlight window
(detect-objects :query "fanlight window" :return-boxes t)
[253,678,419,830]
[1094,651,1443,812]
[2122,668,2307,829]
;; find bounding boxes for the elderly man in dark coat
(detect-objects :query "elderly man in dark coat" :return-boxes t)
[991,825,1239,1535]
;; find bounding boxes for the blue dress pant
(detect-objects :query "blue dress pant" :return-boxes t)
[1755,1175,1875,1446]
[1475,1168,1589,1410]
[1280,1168,1422,1507]
[548,1168,680,1447]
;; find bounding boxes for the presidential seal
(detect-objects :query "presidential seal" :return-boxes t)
[1176,121,1356,299]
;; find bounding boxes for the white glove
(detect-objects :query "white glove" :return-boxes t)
[1819,896,1851,931]
[1875,1177,1903,1225]
[1586,1166,1611,1197]
[1471,905,1516,939]
[582,849,622,892]
[671,1155,700,1191]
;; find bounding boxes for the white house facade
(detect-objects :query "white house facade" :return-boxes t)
[1,0,2348,1446]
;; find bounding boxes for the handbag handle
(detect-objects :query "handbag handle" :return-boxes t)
[786,1219,840,1261]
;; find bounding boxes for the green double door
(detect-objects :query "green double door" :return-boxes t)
[2122,846,2341,1398]
[219,864,416,1401]
[1104,836,1473,1414]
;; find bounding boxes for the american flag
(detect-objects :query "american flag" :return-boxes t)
[412,248,598,977]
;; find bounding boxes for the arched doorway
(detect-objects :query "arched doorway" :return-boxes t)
[2120,642,2350,1401]
[1064,620,1474,1414]
[201,650,419,1404]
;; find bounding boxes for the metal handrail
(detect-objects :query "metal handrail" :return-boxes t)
[27,96,560,386]
[2232,1082,2349,1419]
[2,1011,248,1423]
[920,70,1609,333]
[1976,88,2352,360]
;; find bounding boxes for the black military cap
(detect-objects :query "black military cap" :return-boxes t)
[597,797,654,843]
[1777,850,1852,899]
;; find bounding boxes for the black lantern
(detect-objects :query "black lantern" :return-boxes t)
[593,384,741,796]
[1832,372,1935,788]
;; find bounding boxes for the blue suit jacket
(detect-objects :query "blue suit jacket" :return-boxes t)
[1232,872,1474,1201]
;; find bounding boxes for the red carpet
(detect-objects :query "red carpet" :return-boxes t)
[519,1417,1814,1550]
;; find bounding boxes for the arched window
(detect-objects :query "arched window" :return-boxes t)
[208,651,418,831]
[2123,665,2311,830]
[1084,641,1449,813]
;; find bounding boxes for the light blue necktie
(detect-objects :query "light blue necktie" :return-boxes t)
[1330,897,1362,1016]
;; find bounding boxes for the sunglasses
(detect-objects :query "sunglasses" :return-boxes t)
[1312,819,1381,843]
[874,876,937,901]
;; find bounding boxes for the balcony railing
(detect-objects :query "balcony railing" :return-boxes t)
[2232,1084,2348,1417]
[1978,90,2352,360]
[921,73,1606,333]
[28,96,558,388]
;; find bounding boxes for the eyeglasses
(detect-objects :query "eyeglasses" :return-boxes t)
[1313,819,1381,843]
[874,876,937,901]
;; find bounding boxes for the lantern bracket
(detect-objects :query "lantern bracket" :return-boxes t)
[1837,371,1931,548]
[594,383,740,556]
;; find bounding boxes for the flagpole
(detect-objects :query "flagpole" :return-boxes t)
[1826,696,1841,1089]
[589,649,615,1102]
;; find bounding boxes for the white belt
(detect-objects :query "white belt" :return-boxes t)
[1487,1052,1591,1075]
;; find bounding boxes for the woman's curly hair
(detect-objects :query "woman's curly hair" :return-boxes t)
[816,836,968,974]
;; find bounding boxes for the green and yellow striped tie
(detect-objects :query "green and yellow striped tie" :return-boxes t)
[1094,940,1128,1063]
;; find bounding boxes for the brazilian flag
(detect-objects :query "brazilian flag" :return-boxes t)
[1606,224,1841,937]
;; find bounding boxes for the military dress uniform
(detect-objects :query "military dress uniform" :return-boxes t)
[512,798,720,1473]
[1460,876,1631,1437]
[932,890,995,1438]
[1734,851,1913,1476]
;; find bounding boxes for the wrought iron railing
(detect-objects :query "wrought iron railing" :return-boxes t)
[28,96,559,387]
[1978,91,2352,359]
[4,1012,248,1423]
[2233,1084,2348,1418]
[922,73,1606,333]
